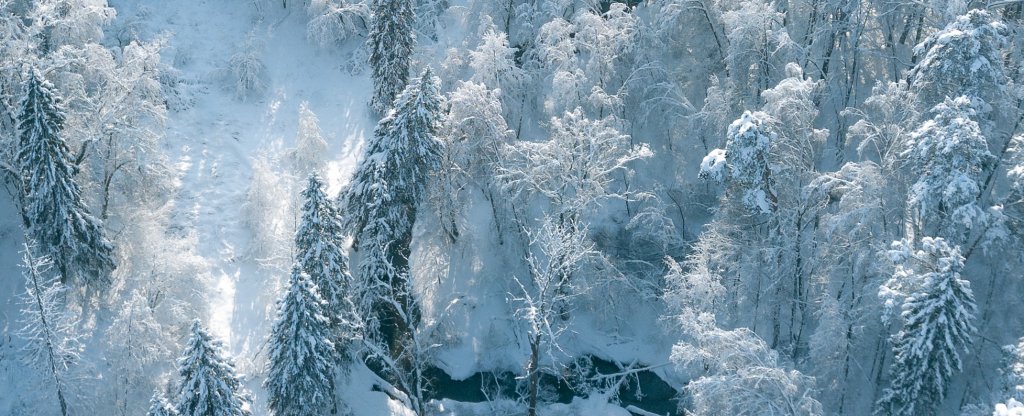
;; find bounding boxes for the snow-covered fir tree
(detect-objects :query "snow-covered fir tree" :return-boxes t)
[264,266,340,416]
[909,10,1009,113]
[339,67,444,415]
[174,320,252,416]
[905,96,993,243]
[147,390,180,416]
[366,0,414,114]
[17,69,115,291]
[296,174,358,354]
[341,67,444,326]
[877,237,977,415]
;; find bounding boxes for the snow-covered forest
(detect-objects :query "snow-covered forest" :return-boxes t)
[1,0,1023,414]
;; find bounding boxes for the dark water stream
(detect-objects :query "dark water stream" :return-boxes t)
[422,355,681,415]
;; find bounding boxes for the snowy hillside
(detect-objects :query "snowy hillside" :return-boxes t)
[2,0,1024,415]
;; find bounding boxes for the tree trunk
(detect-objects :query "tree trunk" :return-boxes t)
[27,252,70,416]
[527,333,541,416]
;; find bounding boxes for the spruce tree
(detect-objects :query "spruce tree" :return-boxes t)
[877,237,977,416]
[147,390,179,416]
[296,172,360,360]
[340,68,444,345]
[296,174,357,346]
[367,0,414,114]
[265,267,340,416]
[905,97,993,243]
[175,320,252,416]
[17,69,115,291]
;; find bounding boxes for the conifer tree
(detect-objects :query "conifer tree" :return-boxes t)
[340,68,444,344]
[877,237,977,416]
[265,267,339,416]
[147,390,179,416]
[909,10,1008,112]
[296,174,356,344]
[367,0,414,114]
[175,320,252,416]
[905,96,993,243]
[17,69,115,291]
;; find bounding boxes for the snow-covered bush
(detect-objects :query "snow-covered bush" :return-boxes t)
[288,102,328,176]
[306,0,369,48]
[997,399,1024,416]
[671,324,823,415]
[225,31,268,101]
[243,154,294,268]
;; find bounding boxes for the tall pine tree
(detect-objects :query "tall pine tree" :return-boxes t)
[340,68,444,348]
[877,237,977,416]
[17,69,115,291]
[175,320,252,416]
[295,174,358,356]
[265,267,339,416]
[367,0,414,114]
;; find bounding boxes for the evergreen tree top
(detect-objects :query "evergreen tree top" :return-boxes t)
[273,266,332,336]
[910,9,1008,109]
[264,266,339,416]
[297,173,339,243]
[378,67,445,181]
[17,65,116,290]
[176,320,252,416]
[18,70,65,140]
[341,67,445,238]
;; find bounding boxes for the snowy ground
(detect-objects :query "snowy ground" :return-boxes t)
[108,0,382,411]
[0,1,678,414]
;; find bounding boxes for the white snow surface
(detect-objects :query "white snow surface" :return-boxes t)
[0,1,678,414]
[120,0,379,410]
[0,0,675,414]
